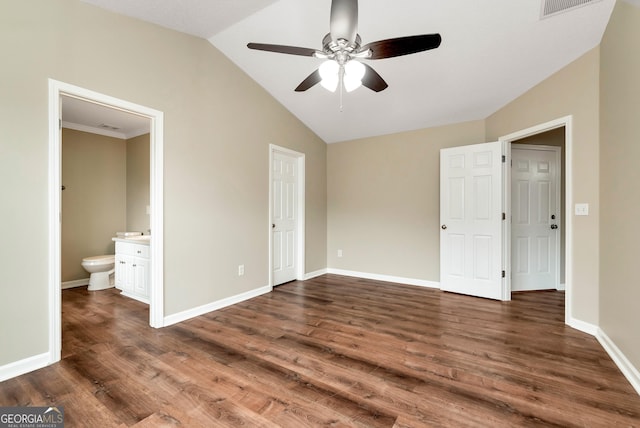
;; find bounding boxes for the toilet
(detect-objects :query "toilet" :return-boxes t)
[81,255,115,291]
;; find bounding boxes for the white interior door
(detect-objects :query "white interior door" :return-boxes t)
[511,145,560,291]
[440,141,506,300]
[272,151,298,285]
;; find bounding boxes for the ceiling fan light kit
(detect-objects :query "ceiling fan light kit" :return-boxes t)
[247,0,441,95]
[343,60,366,92]
[319,60,340,91]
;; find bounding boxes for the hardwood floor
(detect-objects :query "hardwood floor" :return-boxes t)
[1,274,639,427]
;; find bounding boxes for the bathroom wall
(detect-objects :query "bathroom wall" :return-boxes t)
[61,130,150,283]
[126,133,150,234]
[61,128,127,283]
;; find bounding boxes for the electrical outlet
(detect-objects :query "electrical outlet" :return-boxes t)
[238,265,245,276]
[337,249,343,258]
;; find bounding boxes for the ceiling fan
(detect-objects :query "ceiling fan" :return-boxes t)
[247,0,442,93]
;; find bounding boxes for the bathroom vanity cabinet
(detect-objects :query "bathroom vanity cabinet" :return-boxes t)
[115,241,150,304]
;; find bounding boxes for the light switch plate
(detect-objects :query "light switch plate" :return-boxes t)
[575,203,589,216]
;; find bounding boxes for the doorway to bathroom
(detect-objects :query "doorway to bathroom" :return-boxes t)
[48,79,165,365]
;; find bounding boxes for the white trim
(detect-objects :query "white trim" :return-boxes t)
[501,141,511,301]
[499,116,574,326]
[327,268,440,289]
[48,79,165,371]
[304,269,328,280]
[47,81,62,366]
[0,352,50,383]
[269,145,306,286]
[557,283,566,291]
[61,278,89,289]
[148,100,165,328]
[568,316,598,336]
[163,285,272,327]
[597,328,640,396]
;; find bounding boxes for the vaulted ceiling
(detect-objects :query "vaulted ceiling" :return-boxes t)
[82,0,617,143]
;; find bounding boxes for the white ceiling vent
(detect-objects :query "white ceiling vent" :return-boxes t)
[541,0,602,19]
[98,123,121,131]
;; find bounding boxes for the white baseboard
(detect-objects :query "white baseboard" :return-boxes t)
[597,328,640,396]
[567,316,599,336]
[163,285,272,327]
[0,352,50,382]
[61,278,89,289]
[304,269,328,280]
[557,283,566,291]
[326,268,440,289]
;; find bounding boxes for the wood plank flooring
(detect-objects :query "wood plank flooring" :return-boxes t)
[1,274,639,427]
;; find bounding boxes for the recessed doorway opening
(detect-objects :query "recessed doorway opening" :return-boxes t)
[48,79,165,365]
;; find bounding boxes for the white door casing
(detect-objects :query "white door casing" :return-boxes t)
[440,141,507,300]
[48,79,164,367]
[270,146,305,286]
[511,145,561,291]
[500,116,573,327]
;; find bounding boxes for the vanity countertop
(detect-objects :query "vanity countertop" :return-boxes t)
[112,236,151,245]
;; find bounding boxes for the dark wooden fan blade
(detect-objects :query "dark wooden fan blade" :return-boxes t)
[295,70,322,92]
[330,0,358,43]
[361,34,442,60]
[361,64,388,92]
[247,43,318,57]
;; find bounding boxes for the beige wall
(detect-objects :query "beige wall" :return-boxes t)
[327,121,486,280]
[327,48,600,325]
[3,0,636,379]
[599,1,640,370]
[61,129,127,282]
[486,48,601,325]
[126,133,150,234]
[0,0,326,366]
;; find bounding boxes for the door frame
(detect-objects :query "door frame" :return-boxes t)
[268,144,305,287]
[499,115,572,324]
[48,79,165,365]
[510,144,562,291]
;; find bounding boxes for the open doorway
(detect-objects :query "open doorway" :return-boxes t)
[60,96,151,292]
[500,116,573,326]
[48,79,164,365]
[510,128,565,292]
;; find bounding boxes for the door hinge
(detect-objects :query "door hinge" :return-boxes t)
[502,270,506,278]
[502,212,506,220]
[502,155,506,163]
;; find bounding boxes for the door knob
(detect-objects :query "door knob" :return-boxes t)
[550,224,558,230]
[272,224,276,229]
[441,225,447,230]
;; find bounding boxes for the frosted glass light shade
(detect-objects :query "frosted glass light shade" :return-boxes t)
[344,60,365,92]
[319,60,339,92]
